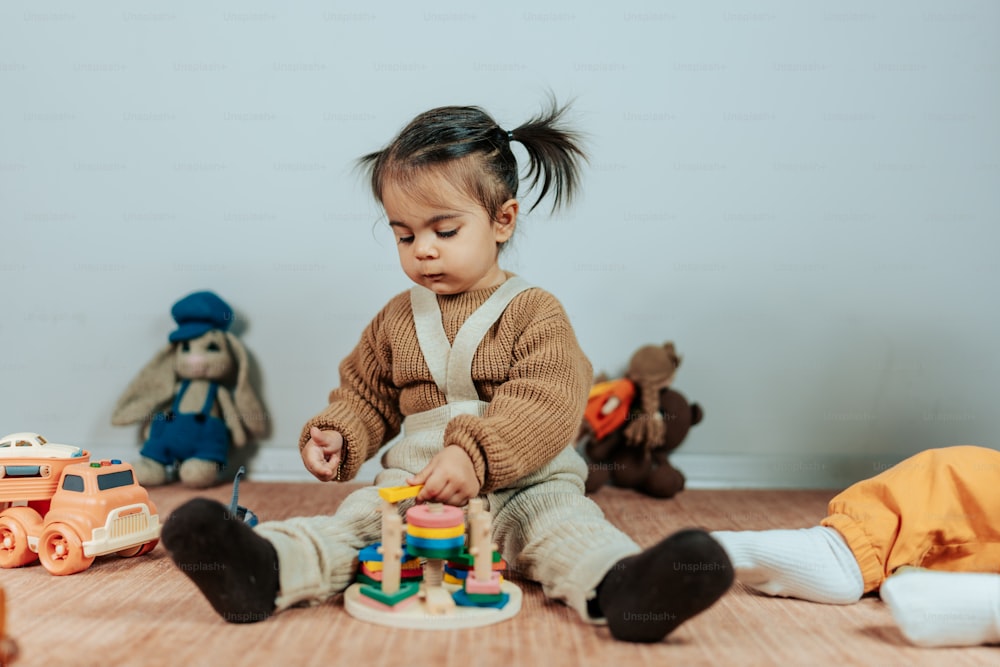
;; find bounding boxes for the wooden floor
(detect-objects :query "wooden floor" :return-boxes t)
[3,483,997,667]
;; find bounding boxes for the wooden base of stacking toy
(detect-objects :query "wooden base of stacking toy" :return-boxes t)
[343,579,522,630]
[344,487,522,630]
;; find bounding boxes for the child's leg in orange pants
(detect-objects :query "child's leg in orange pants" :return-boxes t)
[822,445,1000,591]
[823,445,1000,646]
[714,446,1000,613]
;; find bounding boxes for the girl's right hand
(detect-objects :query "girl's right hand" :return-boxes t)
[302,426,343,482]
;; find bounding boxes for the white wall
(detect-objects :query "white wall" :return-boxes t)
[2,1,998,488]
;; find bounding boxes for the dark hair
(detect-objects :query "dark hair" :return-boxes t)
[358,98,587,218]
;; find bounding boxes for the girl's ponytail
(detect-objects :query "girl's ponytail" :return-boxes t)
[509,98,588,213]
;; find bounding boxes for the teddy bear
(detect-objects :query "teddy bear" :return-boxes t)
[111,291,268,488]
[579,343,703,498]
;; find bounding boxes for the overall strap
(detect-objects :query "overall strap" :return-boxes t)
[200,382,219,416]
[172,380,191,412]
[410,286,451,399]
[446,276,532,402]
[409,276,533,403]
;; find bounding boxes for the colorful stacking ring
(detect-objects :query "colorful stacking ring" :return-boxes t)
[407,534,465,550]
[405,504,464,529]
[407,523,464,539]
[405,504,466,558]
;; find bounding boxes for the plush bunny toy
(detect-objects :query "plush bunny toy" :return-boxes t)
[112,291,267,488]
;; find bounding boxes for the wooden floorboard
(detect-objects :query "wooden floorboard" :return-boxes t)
[3,483,997,667]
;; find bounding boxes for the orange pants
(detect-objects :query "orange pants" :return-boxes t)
[821,445,1000,593]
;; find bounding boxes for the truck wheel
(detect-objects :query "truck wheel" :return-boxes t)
[38,523,95,575]
[117,539,158,558]
[0,515,39,568]
[136,538,158,556]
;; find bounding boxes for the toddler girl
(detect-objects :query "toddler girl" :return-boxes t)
[163,100,733,642]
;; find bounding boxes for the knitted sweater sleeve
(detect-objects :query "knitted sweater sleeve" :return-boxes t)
[298,298,403,481]
[443,291,592,492]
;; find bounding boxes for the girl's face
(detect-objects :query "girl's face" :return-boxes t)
[383,170,516,295]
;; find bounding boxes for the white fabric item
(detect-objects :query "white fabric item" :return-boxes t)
[881,569,1000,647]
[711,526,863,604]
[409,276,532,402]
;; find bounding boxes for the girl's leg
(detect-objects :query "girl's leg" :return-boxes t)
[162,497,282,623]
[256,478,402,610]
[163,468,411,622]
[489,449,732,642]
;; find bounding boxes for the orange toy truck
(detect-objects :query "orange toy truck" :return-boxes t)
[0,440,159,576]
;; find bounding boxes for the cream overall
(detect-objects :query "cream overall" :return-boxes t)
[258,277,640,620]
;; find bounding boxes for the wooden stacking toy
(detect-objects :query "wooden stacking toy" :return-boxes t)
[343,486,521,629]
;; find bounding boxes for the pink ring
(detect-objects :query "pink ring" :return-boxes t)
[406,504,464,529]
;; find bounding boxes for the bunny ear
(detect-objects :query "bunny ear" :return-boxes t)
[226,332,269,438]
[111,344,177,425]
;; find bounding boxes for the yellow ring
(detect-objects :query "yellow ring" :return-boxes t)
[360,558,420,573]
[406,523,465,539]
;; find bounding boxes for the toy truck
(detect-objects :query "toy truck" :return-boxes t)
[0,454,159,576]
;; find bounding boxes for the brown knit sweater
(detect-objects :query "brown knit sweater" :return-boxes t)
[299,275,593,493]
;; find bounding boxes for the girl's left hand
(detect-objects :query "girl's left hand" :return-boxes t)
[408,446,481,506]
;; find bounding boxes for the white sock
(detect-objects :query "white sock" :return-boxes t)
[710,526,863,604]
[881,569,1000,647]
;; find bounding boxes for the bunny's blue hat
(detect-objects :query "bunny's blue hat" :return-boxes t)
[168,291,233,342]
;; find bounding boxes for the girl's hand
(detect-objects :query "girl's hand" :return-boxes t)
[408,446,481,506]
[301,426,343,482]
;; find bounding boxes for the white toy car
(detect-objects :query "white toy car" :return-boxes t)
[0,432,85,459]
